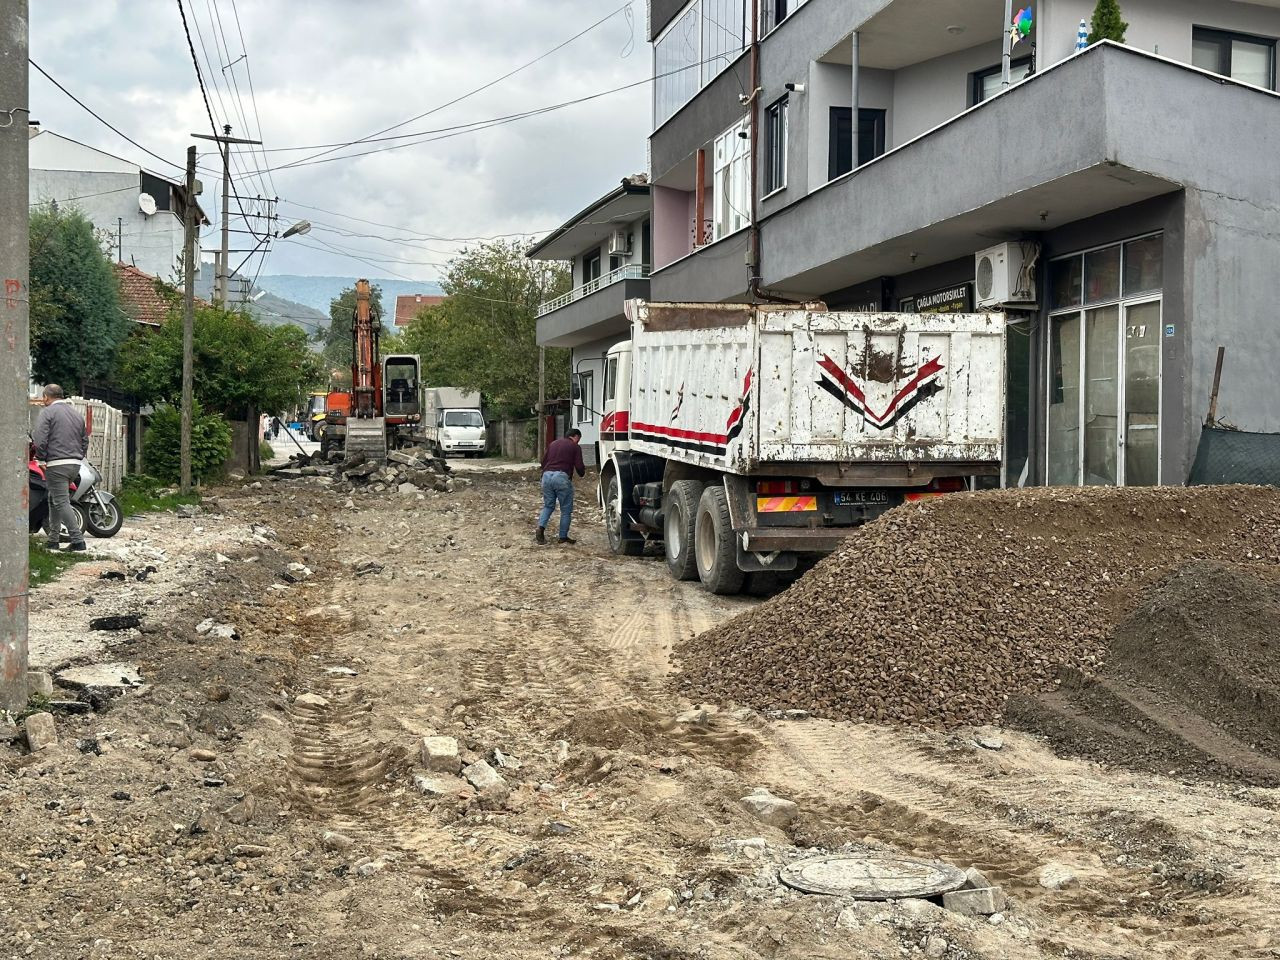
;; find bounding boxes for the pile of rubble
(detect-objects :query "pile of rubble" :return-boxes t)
[675,485,1280,729]
[280,447,456,495]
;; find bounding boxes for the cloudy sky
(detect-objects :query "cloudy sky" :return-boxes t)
[29,0,651,281]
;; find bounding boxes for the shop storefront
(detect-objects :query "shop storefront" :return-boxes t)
[1045,234,1164,486]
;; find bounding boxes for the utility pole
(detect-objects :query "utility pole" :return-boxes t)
[180,146,197,495]
[537,346,546,455]
[117,217,123,264]
[0,0,30,711]
[194,125,261,306]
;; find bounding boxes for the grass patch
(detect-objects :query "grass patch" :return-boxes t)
[118,474,201,517]
[29,538,93,588]
[15,692,52,723]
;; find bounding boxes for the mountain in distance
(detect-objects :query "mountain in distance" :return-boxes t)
[194,264,329,350]
[254,275,446,315]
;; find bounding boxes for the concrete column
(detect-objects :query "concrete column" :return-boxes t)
[850,31,860,167]
[0,1,30,710]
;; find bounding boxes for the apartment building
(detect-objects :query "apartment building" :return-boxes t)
[643,0,1280,487]
[528,176,651,463]
[29,126,207,281]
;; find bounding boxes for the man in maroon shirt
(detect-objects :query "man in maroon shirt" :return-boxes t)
[536,429,586,544]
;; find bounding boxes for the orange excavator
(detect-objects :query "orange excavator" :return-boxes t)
[322,278,422,459]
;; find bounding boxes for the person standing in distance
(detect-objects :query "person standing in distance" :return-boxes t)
[535,429,585,545]
[32,384,89,552]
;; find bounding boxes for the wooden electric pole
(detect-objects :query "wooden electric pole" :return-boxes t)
[180,145,197,494]
[537,346,546,455]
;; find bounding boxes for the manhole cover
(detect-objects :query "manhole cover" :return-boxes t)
[779,854,966,900]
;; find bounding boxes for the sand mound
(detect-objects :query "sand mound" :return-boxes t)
[1006,560,1280,784]
[674,486,1280,729]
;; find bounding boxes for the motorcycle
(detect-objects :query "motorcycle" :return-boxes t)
[28,455,124,540]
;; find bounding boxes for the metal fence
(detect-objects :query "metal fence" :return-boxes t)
[1187,425,1280,487]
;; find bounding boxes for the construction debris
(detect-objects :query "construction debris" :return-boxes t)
[279,447,456,496]
[23,713,57,752]
[676,486,1280,729]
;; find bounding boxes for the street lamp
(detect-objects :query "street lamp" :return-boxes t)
[281,219,311,239]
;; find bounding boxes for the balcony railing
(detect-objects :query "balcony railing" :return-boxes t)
[537,264,650,317]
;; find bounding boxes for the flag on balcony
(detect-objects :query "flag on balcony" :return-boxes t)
[1010,7,1034,48]
[1076,18,1089,51]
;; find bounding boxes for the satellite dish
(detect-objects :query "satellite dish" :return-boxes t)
[138,192,157,216]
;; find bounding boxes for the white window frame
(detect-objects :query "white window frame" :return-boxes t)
[761,0,808,35]
[1045,233,1165,487]
[713,117,752,240]
[576,370,594,425]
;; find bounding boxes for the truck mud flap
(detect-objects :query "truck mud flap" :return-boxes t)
[735,537,799,573]
[724,475,799,572]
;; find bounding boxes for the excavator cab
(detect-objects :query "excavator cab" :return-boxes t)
[383,355,421,420]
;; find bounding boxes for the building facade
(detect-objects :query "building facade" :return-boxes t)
[529,177,651,464]
[29,128,206,281]
[645,0,1280,487]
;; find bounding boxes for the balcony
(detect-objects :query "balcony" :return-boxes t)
[537,264,651,317]
[536,264,652,349]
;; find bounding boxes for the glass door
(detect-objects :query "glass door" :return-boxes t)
[1123,300,1162,485]
[1045,238,1163,487]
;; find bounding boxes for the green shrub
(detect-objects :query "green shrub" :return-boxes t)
[143,404,231,485]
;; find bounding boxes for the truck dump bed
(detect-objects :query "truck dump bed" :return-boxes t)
[626,301,1005,476]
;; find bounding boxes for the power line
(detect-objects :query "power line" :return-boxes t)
[28,185,138,207]
[28,59,182,172]
[275,199,552,244]
[282,2,635,170]
[235,53,724,177]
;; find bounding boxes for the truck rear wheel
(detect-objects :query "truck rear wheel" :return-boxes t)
[664,479,703,580]
[695,486,745,595]
[605,474,643,557]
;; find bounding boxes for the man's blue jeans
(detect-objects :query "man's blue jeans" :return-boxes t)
[538,470,573,539]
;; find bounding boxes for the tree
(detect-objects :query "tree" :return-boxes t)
[118,302,323,418]
[28,204,129,389]
[401,241,571,419]
[1087,0,1128,44]
[319,282,384,374]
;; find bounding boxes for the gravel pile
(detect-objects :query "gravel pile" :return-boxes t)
[675,486,1280,728]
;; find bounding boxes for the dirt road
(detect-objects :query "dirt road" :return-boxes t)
[4,468,1279,958]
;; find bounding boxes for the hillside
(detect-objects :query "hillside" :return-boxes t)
[254,275,445,314]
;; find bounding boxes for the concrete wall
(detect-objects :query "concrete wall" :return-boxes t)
[1041,0,1280,71]
[650,228,751,303]
[29,168,188,281]
[652,185,694,269]
[891,39,1004,144]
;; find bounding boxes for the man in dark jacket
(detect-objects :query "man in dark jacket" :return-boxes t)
[32,384,89,551]
[535,429,585,545]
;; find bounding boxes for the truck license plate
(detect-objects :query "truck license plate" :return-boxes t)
[835,491,890,505]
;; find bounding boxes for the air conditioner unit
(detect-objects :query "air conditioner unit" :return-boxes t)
[975,241,1039,308]
[608,229,631,257]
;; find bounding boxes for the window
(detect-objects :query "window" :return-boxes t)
[764,96,788,194]
[1046,235,1164,487]
[1193,27,1276,89]
[828,107,886,181]
[654,0,750,128]
[582,249,602,288]
[713,117,751,240]
[444,410,484,428]
[762,0,808,33]
[971,57,1033,105]
[703,0,747,84]
[575,371,594,425]
[604,357,617,404]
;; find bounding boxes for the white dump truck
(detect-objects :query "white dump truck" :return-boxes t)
[592,300,1006,594]
[422,388,486,457]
